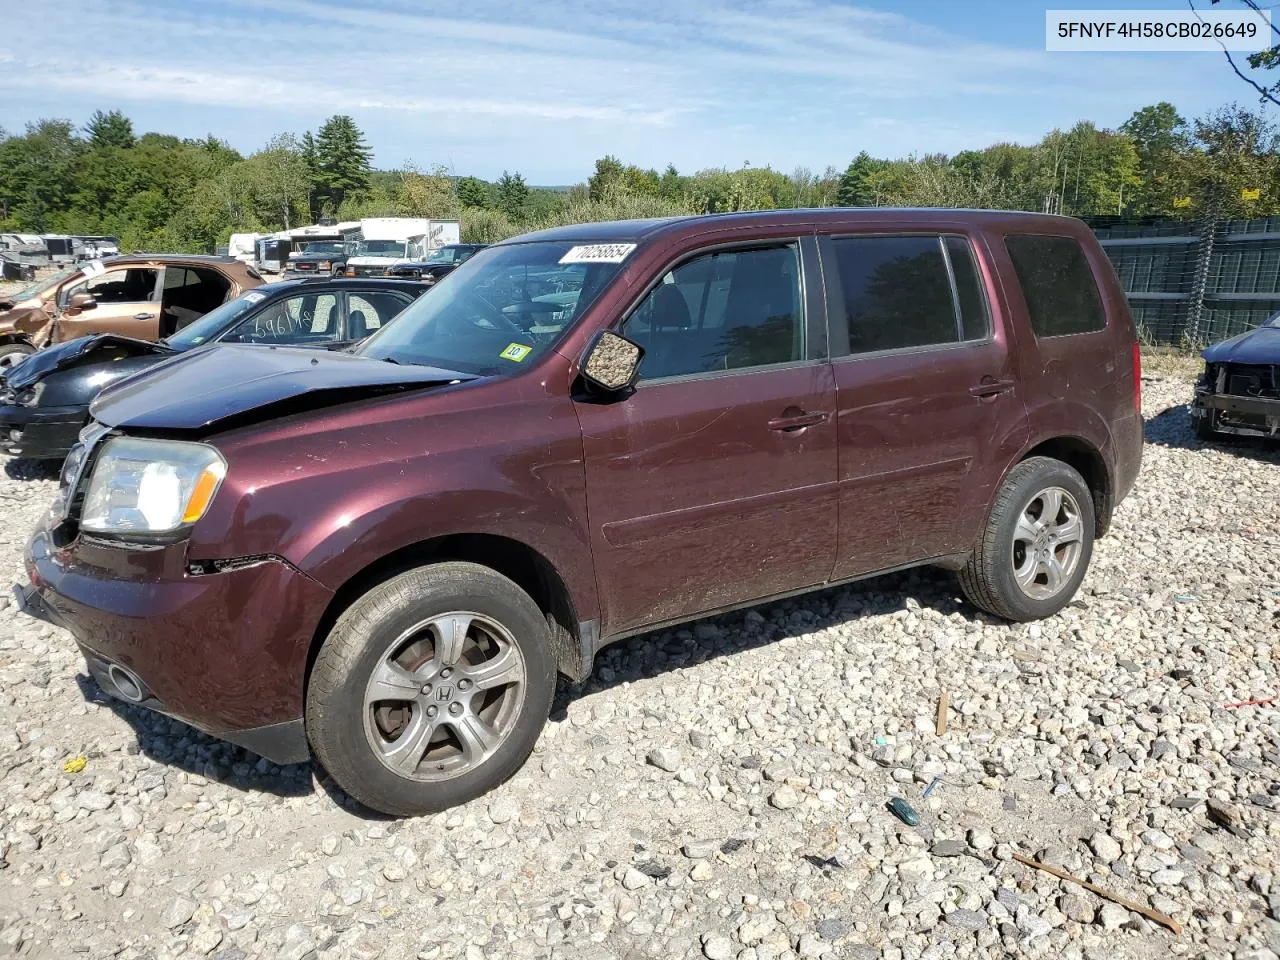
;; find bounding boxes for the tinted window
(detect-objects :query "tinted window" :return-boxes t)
[347,291,413,338]
[833,237,957,353]
[624,244,804,380]
[1004,235,1106,337]
[945,237,990,341]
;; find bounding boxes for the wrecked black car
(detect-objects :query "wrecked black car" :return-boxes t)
[1191,312,1280,440]
[0,255,36,283]
[0,278,427,460]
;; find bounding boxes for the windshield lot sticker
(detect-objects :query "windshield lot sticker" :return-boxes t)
[559,243,636,265]
[242,291,266,303]
[500,343,533,362]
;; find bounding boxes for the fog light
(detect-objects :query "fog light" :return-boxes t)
[106,663,145,703]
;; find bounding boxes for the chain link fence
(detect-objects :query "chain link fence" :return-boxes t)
[1085,215,1280,347]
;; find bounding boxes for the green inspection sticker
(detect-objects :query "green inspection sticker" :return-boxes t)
[499,342,533,362]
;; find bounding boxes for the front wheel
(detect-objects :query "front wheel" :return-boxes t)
[306,562,556,817]
[0,342,35,371]
[958,457,1095,622]
[1192,407,1218,441]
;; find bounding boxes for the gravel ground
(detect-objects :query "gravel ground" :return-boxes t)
[0,375,1276,960]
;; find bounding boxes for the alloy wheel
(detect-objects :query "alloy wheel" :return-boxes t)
[362,612,526,782]
[1010,486,1085,601]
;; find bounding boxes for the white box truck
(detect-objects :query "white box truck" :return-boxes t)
[343,218,461,277]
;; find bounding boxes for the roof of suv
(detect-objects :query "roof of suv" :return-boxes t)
[503,208,1089,246]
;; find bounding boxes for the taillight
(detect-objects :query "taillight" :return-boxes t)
[1132,341,1142,411]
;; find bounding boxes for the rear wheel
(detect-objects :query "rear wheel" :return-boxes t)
[306,562,556,817]
[0,342,34,371]
[959,457,1094,622]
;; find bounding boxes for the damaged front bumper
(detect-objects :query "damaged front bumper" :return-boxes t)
[0,401,85,460]
[1191,388,1280,438]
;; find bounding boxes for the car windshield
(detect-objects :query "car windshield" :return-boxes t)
[356,241,626,375]
[300,242,344,255]
[6,264,83,302]
[424,247,460,264]
[356,240,408,257]
[165,291,264,349]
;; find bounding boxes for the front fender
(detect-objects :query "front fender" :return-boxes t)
[188,387,599,623]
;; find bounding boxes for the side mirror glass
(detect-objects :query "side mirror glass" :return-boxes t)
[581,330,644,393]
[68,292,96,311]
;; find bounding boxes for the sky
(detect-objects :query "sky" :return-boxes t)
[0,0,1270,184]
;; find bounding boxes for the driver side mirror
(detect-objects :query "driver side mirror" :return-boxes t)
[580,330,644,394]
[67,292,97,312]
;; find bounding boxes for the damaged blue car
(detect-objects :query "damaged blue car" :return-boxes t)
[1191,312,1280,440]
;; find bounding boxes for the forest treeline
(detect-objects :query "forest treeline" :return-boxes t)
[0,101,1276,252]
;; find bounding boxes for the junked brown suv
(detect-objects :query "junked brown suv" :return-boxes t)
[17,209,1143,816]
[0,255,263,368]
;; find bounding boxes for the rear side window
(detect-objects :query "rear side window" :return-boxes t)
[831,236,988,354]
[1004,235,1106,337]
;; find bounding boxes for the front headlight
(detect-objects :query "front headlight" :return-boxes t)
[16,382,45,406]
[81,438,227,535]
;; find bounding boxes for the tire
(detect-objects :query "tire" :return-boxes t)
[0,342,35,371]
[1192,409,1218,441]
[306,562,556,817]
[958,456,1095,622]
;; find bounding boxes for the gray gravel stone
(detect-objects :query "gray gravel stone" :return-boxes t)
[946,909,986,932]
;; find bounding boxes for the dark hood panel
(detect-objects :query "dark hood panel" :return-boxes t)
[3,334,171,390]
[1203,325,1280,365]
[90,344,472,431]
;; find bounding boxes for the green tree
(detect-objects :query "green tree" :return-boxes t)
[495,170,529,220]
[239,134,312,229]
[312,115,372,214]
[456,176,492,209]
[588,155,626,201]
[84,109,135,150]
[1120,103,1189,214]
[1206,0,1279,106]
[837,152,885,206]
[399,165,461,219]
[1174,104,1280,217]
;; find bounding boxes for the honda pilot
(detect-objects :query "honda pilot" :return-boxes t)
[17,209,1143,817]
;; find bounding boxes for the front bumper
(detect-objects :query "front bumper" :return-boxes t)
[1191,389,1280,437]
[19,520,334,764]
[0,402,85,460]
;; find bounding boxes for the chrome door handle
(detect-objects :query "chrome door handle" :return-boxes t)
[134,313,156,320]
[969,378,1015,398]
[768,411,828,432]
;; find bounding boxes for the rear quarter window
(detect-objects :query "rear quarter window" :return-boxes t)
[1004,235,1107,337]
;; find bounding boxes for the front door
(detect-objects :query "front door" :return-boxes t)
[56,265,162,343]
[820,232,1029,579]
[575,239,838,636]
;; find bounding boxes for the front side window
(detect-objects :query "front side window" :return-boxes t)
[623,244,804,380]
[357,242,625,375]
[833,236,989,354]
[66,268,159,305]
[1004,235,1106,337]
[227,293,339,345]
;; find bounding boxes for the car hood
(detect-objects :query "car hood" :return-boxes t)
[90,344,474,431]
[3,334,171,390]
[1203,324,1280,365]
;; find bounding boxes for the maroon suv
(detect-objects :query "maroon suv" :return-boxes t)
[18,209,1143,816]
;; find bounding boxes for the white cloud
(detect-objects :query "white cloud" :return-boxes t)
[0,0,1249,180]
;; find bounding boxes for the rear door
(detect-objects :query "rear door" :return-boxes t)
[55,266,162,343]
[575,236,838,636]
[822,231,1029,578]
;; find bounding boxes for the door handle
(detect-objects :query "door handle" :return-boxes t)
[969,377,1015,398]
[134,313,156,320]
[768,411,828,432]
